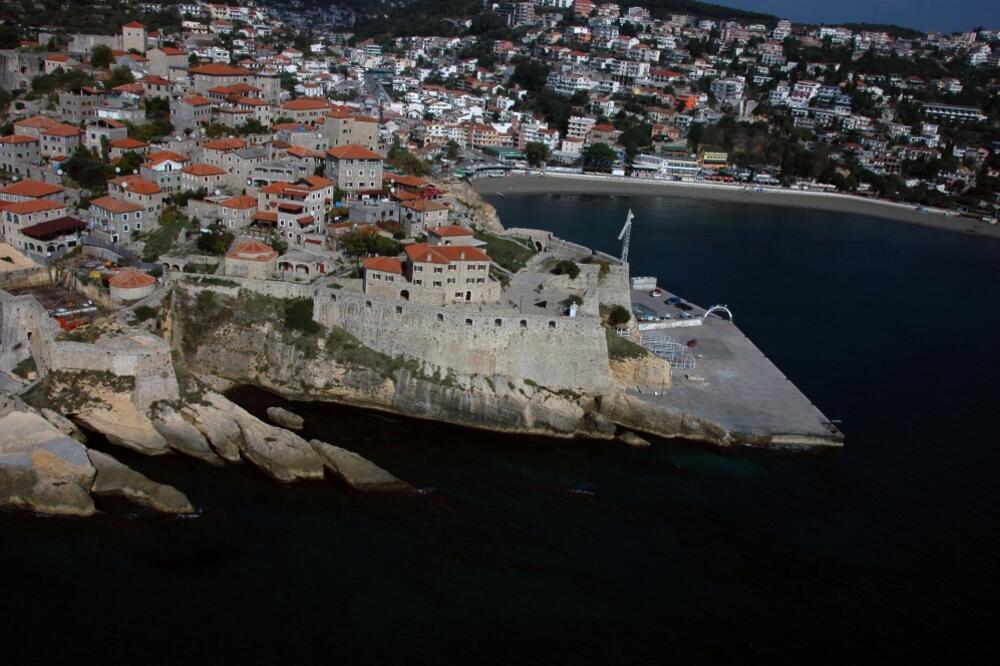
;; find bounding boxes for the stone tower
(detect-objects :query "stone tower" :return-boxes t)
[122,21,147,53]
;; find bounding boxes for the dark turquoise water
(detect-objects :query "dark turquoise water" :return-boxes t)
[3,193,999,664]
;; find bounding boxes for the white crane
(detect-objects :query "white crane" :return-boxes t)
[618,209,634,263]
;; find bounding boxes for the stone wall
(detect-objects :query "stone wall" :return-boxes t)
[171,273,610,390]
[314,288,610,390]
[0,266,56,291]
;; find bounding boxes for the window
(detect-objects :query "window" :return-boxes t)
[447,277,455,284]
[520,320,527,328]
[122,213,129,221]
[436,313,444,322]
[466,278,474,284]
[476,278,485,284]
[433,267,443,273]
[448,264,456,271]
[548,321,556,329]
[123,224,129,232]
[433,281,441,287]
[465,318,472,326]
[414,279,422,285]
[395,305,402,314]
[415,265,423,271]
[455,292,463,298]
[494,319,502,327]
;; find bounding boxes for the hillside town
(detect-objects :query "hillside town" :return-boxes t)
[0,1,996,279]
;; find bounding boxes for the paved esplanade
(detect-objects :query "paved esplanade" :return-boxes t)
[630,288,840,443]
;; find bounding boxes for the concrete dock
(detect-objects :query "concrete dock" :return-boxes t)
[629,287,843,447]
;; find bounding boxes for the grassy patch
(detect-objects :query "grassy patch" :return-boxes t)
[141,207,197,262]
[605,326,647,361]
[474,230,536,273]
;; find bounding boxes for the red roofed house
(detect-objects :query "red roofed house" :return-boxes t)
[122,21,147,53]
[224,239,278,280]
[280,97,331,124]
[109,175,164,219]
[219,194,258,230]
[40,123,83,159]
[181,163,227,192]
[109,137,150,159]
[0,179,65,205]
[170,94,213,131]
[427,225,475,246]
[1,199,68,246]
[147,46,189,79]
[89,195,146,243]
[84,118,129,152]
[363,242,499,305]
[324,144,383,194]
[12,116,59,139]
[141,75,173,99]
[322,108,378,151]
[140,150,190,192]
[400,199,449,237]
[0,135,41,174]
[43,54,80,75]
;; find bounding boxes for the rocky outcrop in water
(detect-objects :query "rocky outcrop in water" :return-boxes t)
[87,449,193,514]
[310,440,414,493]
[266,406,304,431]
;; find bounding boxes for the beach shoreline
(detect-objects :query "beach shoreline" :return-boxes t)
[471,173,1000,239]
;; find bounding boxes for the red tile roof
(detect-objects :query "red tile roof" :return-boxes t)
[89,196,142,213]
[204,137,247,151]
[191,63,251,76]
[282,98,331,111]
[427,225,472,238]
[226,240,277,262]
[219,195,257,210]
[182,163,226,176]
[362,257,403,274]
[404,243,489,265]
[326,144,382,160]
[3,199,65,215]
[109,267,156,289]
[0,180,64,198]
[110,175,160,194]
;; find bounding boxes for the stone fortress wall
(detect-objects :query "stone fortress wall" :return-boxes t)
[173,272,612,391]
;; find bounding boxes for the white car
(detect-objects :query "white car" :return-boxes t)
[649,288,662,297]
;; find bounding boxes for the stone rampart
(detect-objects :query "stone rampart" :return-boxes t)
[315,288,610,390]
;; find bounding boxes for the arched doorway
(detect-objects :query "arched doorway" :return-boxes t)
[464,291,472,302]
[400,289,409,301]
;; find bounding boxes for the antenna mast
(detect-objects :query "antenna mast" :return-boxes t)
[618,209,634,263]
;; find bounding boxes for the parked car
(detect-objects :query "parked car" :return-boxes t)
[666,296,682,305]
[680,312,692,319]
[649,288,663,297]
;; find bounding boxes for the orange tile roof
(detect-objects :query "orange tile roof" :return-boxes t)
[109,137,148,149]
[42,123,83,137]
[144,150,189,166]
[282,98,331,111]
[427,225,473,237]
[182,163,226,176]
[219,195,257,209]
[110,175,160,194]
[0,134,39,144]
[191,63,251,76]
[226,240,277,262]
[14,116,59,129]
[142,75,172,86]
[89,196,142,213]
[160,46,187,56]
[303,175,334,188]
[253,210,278,222]
[401,199,448,212]
[404,242,489,265]
[204,137,247,151]
[3,199,65,215]
[109,267,156,289]
[0,180,63,198]
[326,144,382,160]
[182,94,213,106]
[123,21,145,29]
[362,257,403,274]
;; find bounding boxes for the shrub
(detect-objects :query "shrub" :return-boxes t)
[607,304,631,327]
[551,260,580,280]
[284,298,322,336]
[131,305,158,323]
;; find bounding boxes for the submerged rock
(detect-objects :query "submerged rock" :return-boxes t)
[309,439,413,493]
[87,449,193,514]
[266,406,304,431]
[618,430,651,448]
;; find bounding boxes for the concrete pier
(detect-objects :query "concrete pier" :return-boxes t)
[629,287,843,447]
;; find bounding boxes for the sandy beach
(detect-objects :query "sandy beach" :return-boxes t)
[472,173,1000,239]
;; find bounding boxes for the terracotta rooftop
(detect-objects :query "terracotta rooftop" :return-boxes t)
[362,257,403,274]
[3,199,65,215]
[427,225,473,238]
[89,195,142,213]
[204,137,247,151]
[182,163,226,176]
[219,195,257,210]
[404,243,489,265]
[109,267,156,289]
[326,144,382,160]
[226,240,277,262]
[110,175,160,194]
[0,180,64,198]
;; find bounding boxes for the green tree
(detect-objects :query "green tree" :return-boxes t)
[91,44,114,69]
[583,142,617,170]
[196,225,235,255]
[104,65,134,89]
[61,146,108,190]
[607,304,631,327]
[524,142,551,166]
